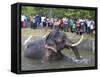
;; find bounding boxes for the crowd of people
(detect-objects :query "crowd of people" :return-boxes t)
[21,14,95,35]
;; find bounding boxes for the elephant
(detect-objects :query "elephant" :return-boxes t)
[24,27,83,63]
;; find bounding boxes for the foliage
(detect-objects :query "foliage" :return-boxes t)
[21,6,95,19]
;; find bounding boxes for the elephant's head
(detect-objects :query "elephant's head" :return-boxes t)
[44,27,83,59]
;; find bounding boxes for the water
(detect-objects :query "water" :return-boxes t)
[21,34,95,71]
[21,46,95,71]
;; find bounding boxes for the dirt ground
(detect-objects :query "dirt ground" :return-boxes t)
[21,28,95,71]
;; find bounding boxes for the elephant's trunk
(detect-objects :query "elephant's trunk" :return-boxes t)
[45,44,57,53]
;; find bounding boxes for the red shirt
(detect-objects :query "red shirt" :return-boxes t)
[60,19,63,27]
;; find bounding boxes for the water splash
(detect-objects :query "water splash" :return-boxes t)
[71,57,90,64]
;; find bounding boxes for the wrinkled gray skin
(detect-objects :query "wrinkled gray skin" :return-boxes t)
[24,27,81,63]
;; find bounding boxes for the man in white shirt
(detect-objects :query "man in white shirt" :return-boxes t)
[86,19,91,34]
[90,20,95,34]
[21,14,26,27]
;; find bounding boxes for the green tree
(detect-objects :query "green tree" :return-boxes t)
[21,6,95,19]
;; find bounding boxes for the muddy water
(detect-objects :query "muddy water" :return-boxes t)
[21,36,95,71]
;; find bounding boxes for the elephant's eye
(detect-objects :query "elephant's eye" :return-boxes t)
[61,39,65,43]
[62,36,65,39]
[62,36,66,42]
[53,35,56,37]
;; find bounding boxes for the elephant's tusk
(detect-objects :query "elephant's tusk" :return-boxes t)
[23,32,50,46]
[23,35,33,45]
[71,35,83,46]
